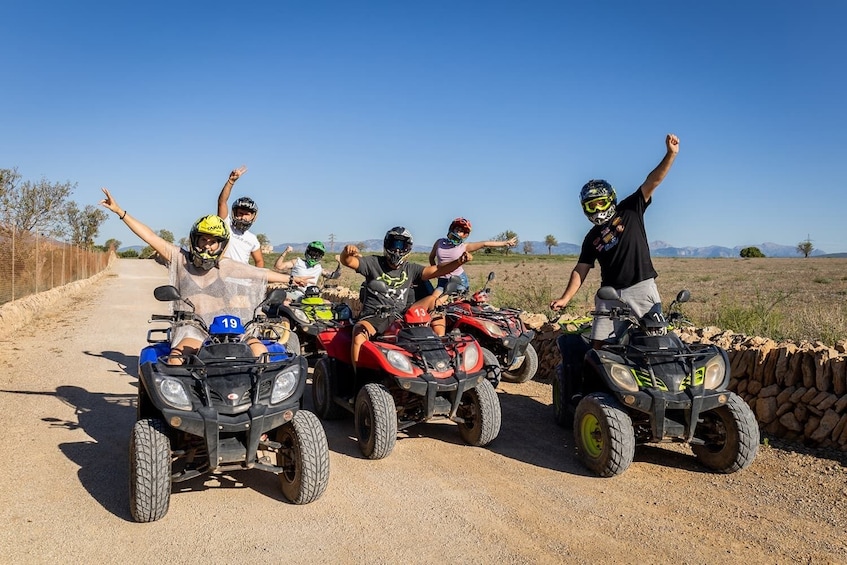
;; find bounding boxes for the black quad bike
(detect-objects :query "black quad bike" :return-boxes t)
[443,272,538,384]
[131,285,330,522]
[553,287,759,477]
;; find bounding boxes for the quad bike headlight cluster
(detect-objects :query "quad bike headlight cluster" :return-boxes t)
[479,320,507,337]
[382,348,414,374]
[703,355,727,390]
[462,342,480,372]
[271,367,299,404]
[609,363,639,392]
[157,376,192,410]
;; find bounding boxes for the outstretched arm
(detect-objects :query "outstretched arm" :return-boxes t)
[465,236,517,253]
[217,165,248,219]
[421,251,472,279]
[639,134,679,202]
[549,263,592,310]
[99,188,172,260]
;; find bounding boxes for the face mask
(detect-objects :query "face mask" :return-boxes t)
[447,231,465,245]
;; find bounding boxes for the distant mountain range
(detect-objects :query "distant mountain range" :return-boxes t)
[269,240,828,258]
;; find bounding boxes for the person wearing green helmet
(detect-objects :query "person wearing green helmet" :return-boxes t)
[273,241,329,300]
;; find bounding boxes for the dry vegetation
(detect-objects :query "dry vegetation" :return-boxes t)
[295,252,847,346]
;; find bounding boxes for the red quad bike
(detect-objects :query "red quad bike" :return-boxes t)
[311,280,502,459]
[443,271,538,384]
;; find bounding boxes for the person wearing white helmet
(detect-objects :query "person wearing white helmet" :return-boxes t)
[550,133,680,346]
[217,165,264,267]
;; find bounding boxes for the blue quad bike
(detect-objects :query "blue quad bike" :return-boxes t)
[130,285,329,522]
[553,287,759,477]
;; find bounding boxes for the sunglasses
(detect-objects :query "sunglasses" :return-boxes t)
[583,196,613,214]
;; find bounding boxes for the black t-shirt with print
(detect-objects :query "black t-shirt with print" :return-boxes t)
[356,255,426,317]
[577,189,657,289]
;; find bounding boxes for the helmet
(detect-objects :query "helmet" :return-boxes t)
[448,217,472,245]
[579,180,617,226]
[231,196,258,231]
[189,215,230,270]
[383,226,413,269]
[304,241,326,267]
[304,285,321,298]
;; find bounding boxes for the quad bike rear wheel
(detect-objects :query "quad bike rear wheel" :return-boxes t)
[574,393,635,477]
[692,392,760,473]
[355,383,397,459]
[312,357,347,420]
[275,410,330,504]
[457,379,501,446]
[501,343,539,384]
[129,418,172,522]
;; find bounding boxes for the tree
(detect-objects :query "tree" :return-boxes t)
[544,234,558,255]
[740,246,765,258]
[104,238,122,251]
[141,229,175,259]
[256,233,270,247]
[522,241,533,255]
[797,239,814,258]
[354,241,369,252]
[65,201,108,248]
[0,167,76,237]
[492,230,519,255]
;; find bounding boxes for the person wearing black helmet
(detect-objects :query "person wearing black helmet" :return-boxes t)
[340,226,473,371]
[217,165,264,267]
[550,133,680,346]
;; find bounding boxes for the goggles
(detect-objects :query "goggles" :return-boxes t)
[386,238,411,251]
[582,196,614,214]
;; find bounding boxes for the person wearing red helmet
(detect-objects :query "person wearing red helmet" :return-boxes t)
[550,133,680,347]
[217,165,265,267]
[429,217,517,296]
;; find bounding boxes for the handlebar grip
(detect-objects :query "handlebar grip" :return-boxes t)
[150,314,174,321]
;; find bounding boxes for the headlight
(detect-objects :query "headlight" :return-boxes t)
[293,309,310,325]
[462,342,480,372]
[383,348,414,374]
[271,367,299,403]
[703,355,727,390]
[609,363,639,392]
[480,320,507,337]
[157,376,192,410]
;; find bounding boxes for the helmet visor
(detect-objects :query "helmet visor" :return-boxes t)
[583,196,614,214]
[386,238,411,252]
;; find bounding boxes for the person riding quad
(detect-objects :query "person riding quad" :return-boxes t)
[550,133,680,347]
[100,188,301,364]
[217,165,264,267]
[273,241,329,300]
[340,226,473,371]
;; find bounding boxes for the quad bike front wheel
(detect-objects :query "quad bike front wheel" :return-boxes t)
[692,392,760,473]
[311,357,347,420]
[275,410,330,504]
[501,343,539,384]
[480,347,502,388]
[129,418,172,522]
[355,383,397,459]
[552,363,574,429]
[457,379,501,446]
[574,393,635,477]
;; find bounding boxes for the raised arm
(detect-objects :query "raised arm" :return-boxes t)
[217,165,248,219]
[421,251,472,279]
[99,188,172,260]
[639,134,679,202]
[340,244,362,271]
[465,237,517,253]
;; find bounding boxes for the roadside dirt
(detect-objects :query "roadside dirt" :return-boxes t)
[0,259,845,564]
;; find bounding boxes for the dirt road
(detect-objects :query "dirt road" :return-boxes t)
[0,259,845,564]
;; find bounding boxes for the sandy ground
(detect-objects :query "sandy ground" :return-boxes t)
[0,259,845,564]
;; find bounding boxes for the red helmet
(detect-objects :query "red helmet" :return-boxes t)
[449,217,472,234]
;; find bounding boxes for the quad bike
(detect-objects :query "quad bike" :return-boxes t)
[311,279,501,460]
[263,263,352,360]
[553,287,759,477]
[442,271,538,384]
[130,284,330,522]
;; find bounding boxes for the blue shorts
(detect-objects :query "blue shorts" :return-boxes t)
[437,272,469,294]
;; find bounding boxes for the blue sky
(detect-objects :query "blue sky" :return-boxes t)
[3,1,846,253]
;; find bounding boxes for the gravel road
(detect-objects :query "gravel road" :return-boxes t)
[0,259,845,564]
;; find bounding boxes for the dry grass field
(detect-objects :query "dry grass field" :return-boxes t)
[290,252,847,346]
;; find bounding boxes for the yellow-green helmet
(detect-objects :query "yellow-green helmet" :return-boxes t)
[189,215,230,270]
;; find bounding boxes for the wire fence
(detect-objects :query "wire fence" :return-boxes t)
[0,229,111,305]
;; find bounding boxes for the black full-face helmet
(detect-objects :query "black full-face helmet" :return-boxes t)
[383,226,413,269]
[231,196,258,231]
[189,215,231,270]
[579,179,617,226]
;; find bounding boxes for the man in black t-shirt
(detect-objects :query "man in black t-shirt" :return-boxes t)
[340,226,472,370]
[550,133,680,345]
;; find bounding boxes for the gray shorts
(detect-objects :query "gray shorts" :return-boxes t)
[171,322,208,346]
[591,278,662,343]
